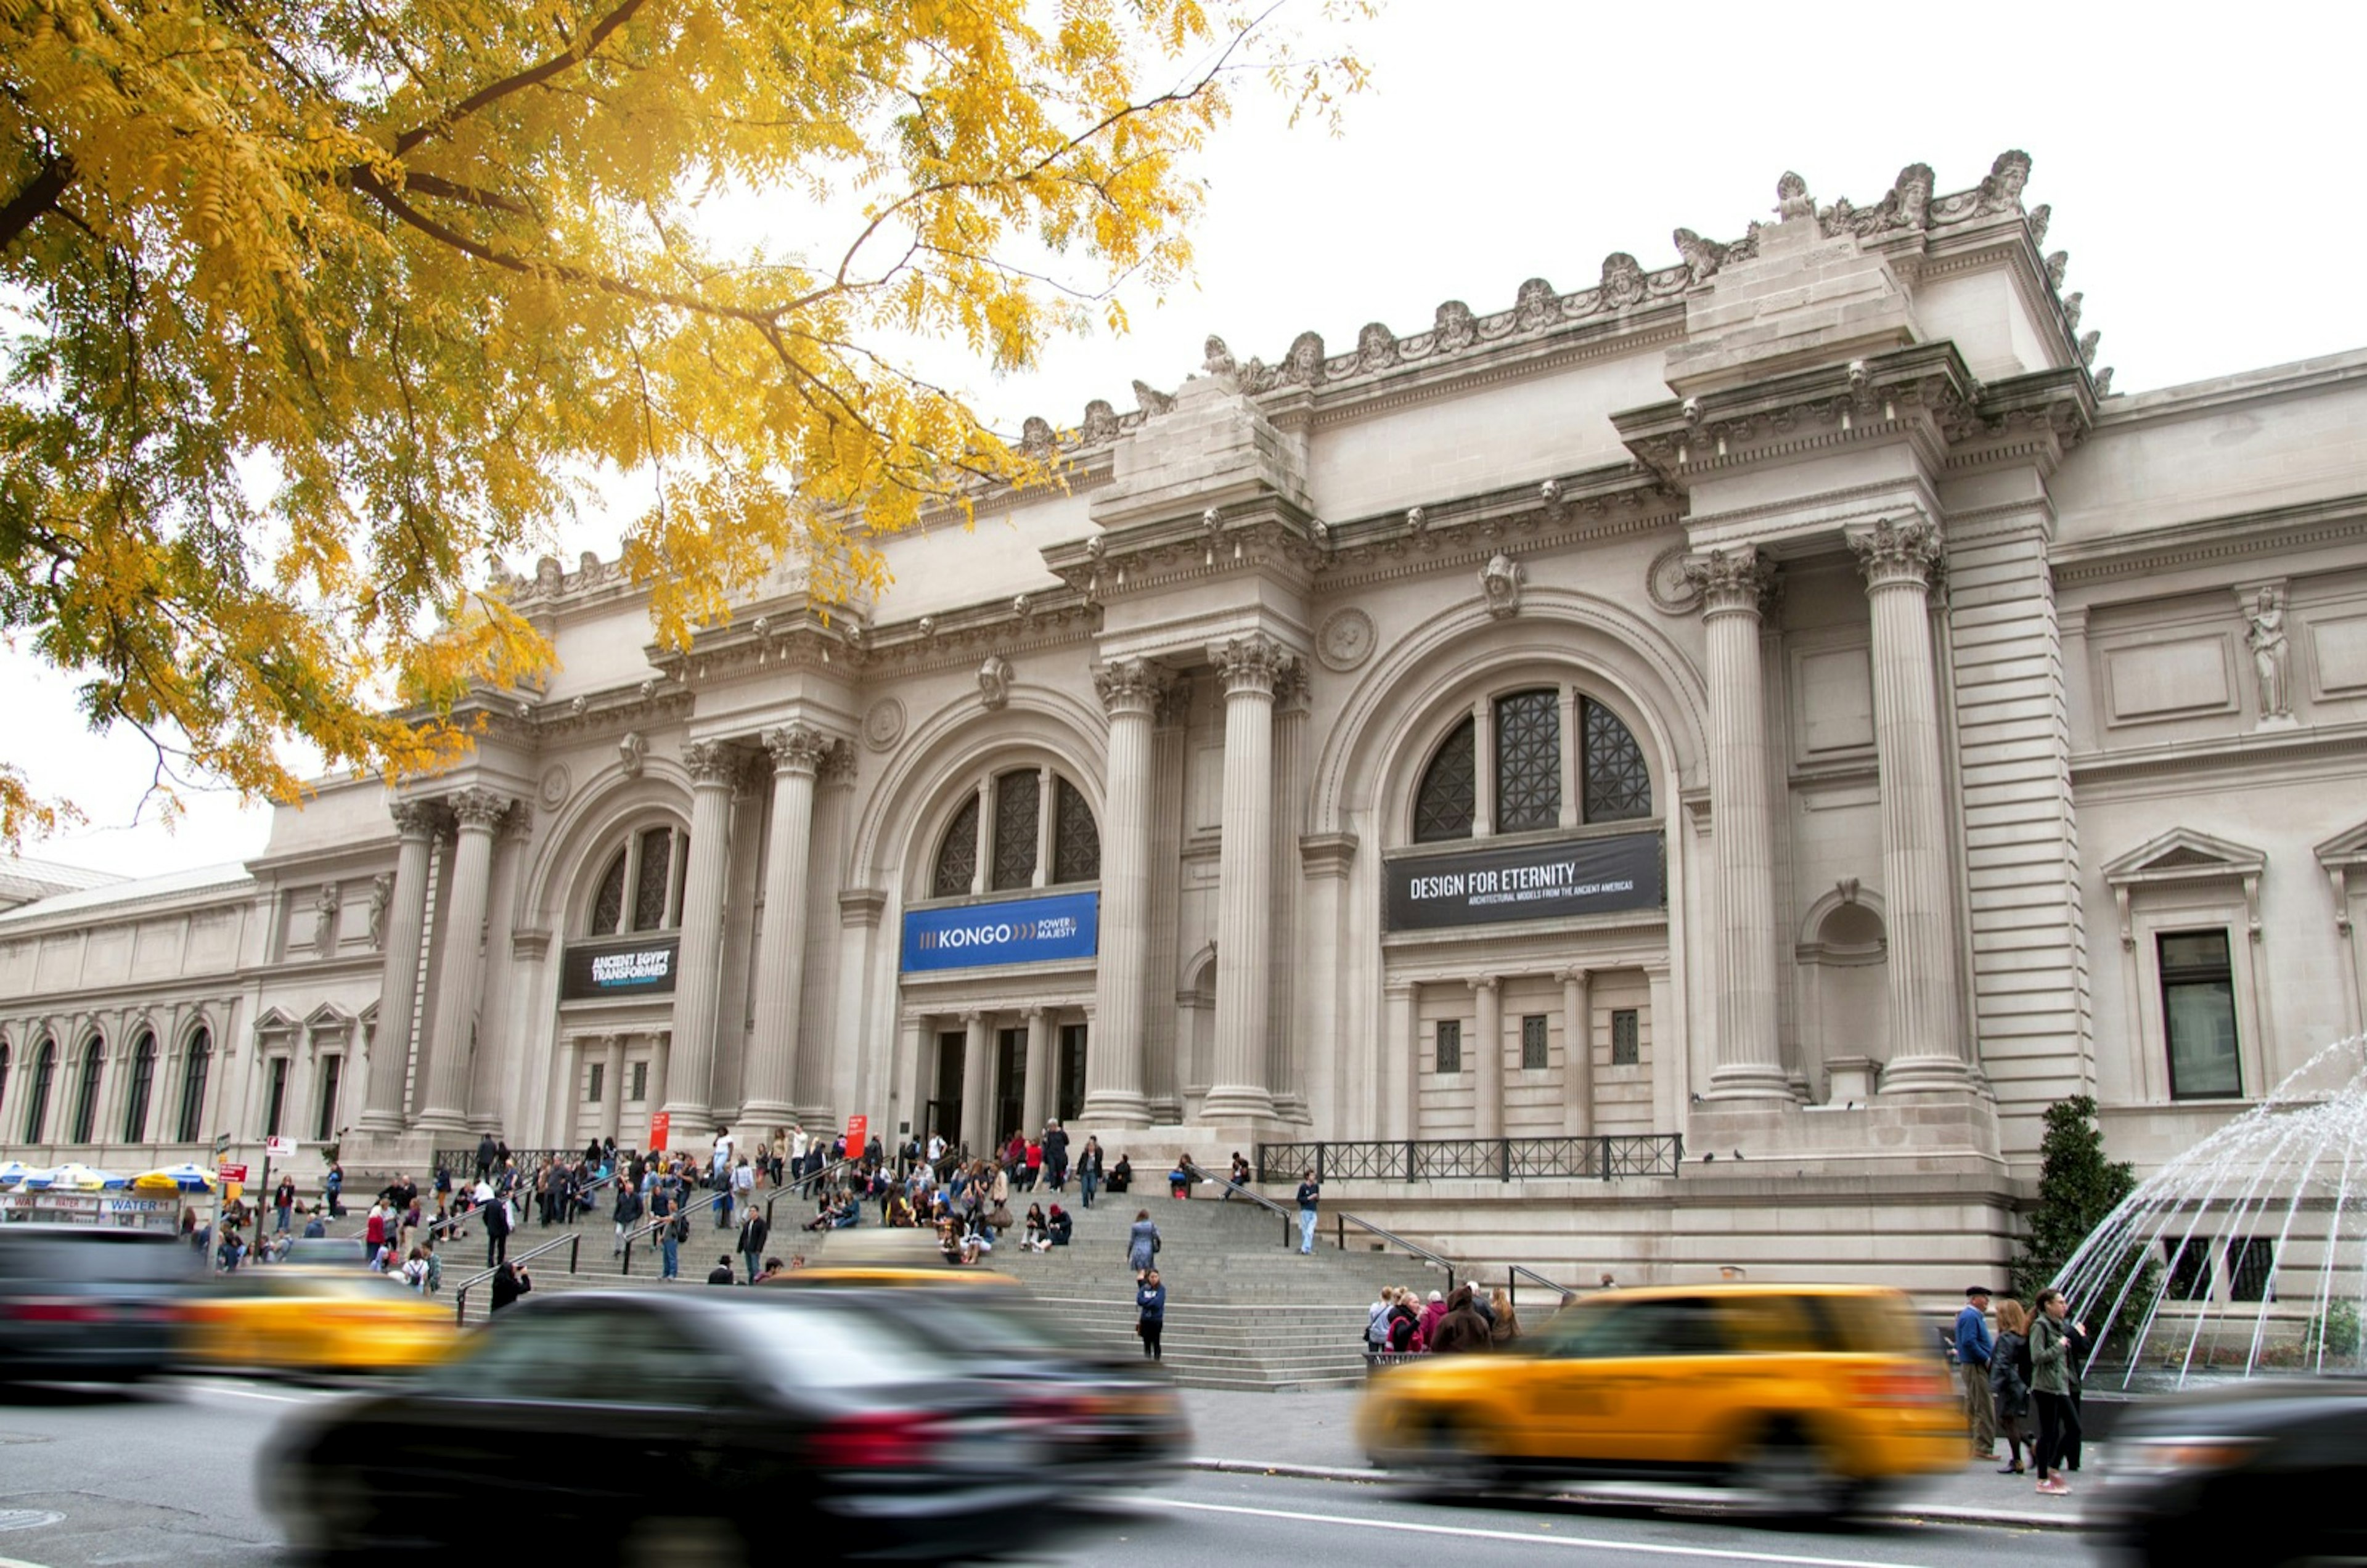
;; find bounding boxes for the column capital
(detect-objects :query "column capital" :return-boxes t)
[682,740,740,786]
[1560,966,1592,987]
[1092,656,1172,719]
[390,799,440,839]
[961,1008,984,1027]
[762,722,835,777]
[1846,518,1944,591]
[448,786,510,832]
[1212,632,1298,698]
[1466,973,1500,994]
[1683,546,1781,621]
[1024,1004,1046,1021]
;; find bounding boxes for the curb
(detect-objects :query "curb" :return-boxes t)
[1183,1458,2089,1532]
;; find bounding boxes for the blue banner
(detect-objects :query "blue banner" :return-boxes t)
[900,891,1100,972]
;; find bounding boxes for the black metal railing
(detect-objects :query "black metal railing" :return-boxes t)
[1180,1159,1460,1292]
[431,1146,591,1174]
[1258,1133,1682,1184]
[451,1230,583,1324]
[1506,1263,1574,1313]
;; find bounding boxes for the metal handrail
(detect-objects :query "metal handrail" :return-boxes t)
[1180,1158,1458,1288]
[450,1229,583,1323]
[619,1157,860,1276]
[1179,1159,1296,1249]
[1335,1212,1457,1294]
[343,1169,616,1246]
[1506,1263,1573,1312]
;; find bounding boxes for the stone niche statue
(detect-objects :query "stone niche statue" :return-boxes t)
[978,653,1012,711]
[366,873,391,950]
[2247,586,2292,721]
[313,883,340,955]
[1479,552,1526,619]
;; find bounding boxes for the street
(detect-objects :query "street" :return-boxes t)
[0,1378,2107,1567]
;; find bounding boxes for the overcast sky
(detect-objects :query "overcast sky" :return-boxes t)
[12,0,2365,883]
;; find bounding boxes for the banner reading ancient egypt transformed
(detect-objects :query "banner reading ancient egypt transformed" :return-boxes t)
[1383,831,1664,931]
[558,934,682,1000]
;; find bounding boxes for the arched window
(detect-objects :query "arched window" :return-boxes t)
[1413,717,1477,843]
[0,1041,10,1128]
[1410,688,1653,842]
[69,1038,105,1144]
[23,1039,54,1143]
[933,794,981,898]
[587,824,690,937]
[175,1029,211,1143]
[991,770,1040,891]
[1053,778,1101,884]
[121,1032,157,1144]
[931,769,1102,896]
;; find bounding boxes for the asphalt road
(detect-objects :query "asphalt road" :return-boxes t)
[0,1378,2105,1567]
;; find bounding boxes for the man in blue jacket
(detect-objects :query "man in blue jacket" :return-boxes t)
[1956,1284,1998,1460]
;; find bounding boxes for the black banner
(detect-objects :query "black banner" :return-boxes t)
[558,935,681,1000]
[1384,831,1664,931]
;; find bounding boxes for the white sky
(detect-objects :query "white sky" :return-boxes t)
[12,0,2366,881]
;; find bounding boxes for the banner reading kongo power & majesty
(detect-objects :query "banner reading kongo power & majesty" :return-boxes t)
[900,891,1100,973]
[1384,831,1664,931]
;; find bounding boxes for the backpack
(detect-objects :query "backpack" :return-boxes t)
[671,1214,690,1243]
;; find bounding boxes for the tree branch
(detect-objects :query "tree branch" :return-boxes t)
[393,0,655,157]
[0,155,76,254]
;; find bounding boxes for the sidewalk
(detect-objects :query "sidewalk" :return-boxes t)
[1175,1387,2096,1530]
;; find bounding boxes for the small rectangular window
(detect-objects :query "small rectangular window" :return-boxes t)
[2228,1236,2276,1302]
[1611,1010,1640,1066]
[1435,1019,1462,1075]
[1521,1015,1549,1071]
[263,1057,289,1140]
[2160,929,2241,1100]
[629,1061,648,1103]
[586,1063,605,1105]
[314,1055,342,1143]
[2164,1236,2213,1301]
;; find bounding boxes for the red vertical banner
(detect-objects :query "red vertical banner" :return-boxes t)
[648,1111,671,1156]
[844,1114,868,1159]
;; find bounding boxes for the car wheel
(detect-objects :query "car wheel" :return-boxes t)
[615,1514,753,1568]
[290,1464,380,1559]
[1729,1421,1844,1522]
[1409,1413,1498,1496]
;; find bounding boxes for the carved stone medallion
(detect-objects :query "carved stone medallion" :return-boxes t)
[538,764,573,811]
[862,697,906,753]
[1646,544,1704,616]
[1316,608,1376,672]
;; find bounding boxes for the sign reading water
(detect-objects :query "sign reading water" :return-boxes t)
[900,891,1100,973]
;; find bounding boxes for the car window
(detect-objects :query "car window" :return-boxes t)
[1540,1297,1728,1358]
[1801,1292,1928,1356]
[735,1300,968,1391]
[1718,1295,1828,1354]
[874,1294,1068,1357]
[420,1308,619,1401]
[0,1232,197,1284]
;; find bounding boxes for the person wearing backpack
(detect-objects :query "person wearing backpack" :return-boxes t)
[650,1183,681,1281]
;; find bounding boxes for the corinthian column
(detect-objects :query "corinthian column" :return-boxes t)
[360,801,437,1132]
[417,788,509,1133]
[1850,520,1974,1092]
[744,723,832,1125]
[1686,547,1789,1100]
[1084,658,1163,1127]
[1204,632,1294,1124]
[663,741,739,1143]
[1470,974,1503,1140]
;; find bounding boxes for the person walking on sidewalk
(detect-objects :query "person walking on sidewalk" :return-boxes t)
[2029,1288,2083,1496]
[737,1209,769,1285]
[1294,1170,1322,1256]
[1991,1298,2035,1474]
[1077,1138,1103,1209]
[651,1183,681,1281]
[1955,1284,1998,1460]
[1135,1268,1166,1361]
[1127,1209,1160,1281]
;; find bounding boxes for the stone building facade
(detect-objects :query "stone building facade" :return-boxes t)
[5,150,2366,1294]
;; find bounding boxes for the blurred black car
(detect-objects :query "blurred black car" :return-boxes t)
[280,1236,371,1268]
[772,1270,1190,1483]
[2093,1377,2367,1568]
[0,1224,199,1386]
[262,1289,1073,1562]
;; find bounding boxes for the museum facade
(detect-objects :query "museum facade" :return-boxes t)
[6,150,2366,1291]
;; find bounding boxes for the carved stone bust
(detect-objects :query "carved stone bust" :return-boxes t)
[978,653,1012,711]
[1776,171,1816,223]
[1479,552,1526,619]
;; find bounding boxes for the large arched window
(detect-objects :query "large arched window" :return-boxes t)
[175,1029,211,1144]
[931,768,1100,896]
[0,1041,10,1129]
[69,1037,105,1143]
[121,1031,157,1144]
[587,823,690,936]
[1412,688,1651,841]
[23,1039,54,1143]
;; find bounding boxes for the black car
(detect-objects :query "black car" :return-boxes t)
[0,1223,200,1386]
[261,1288,1071,1562]
[2093,1376,2367,1567]
[280,1236,371,1268]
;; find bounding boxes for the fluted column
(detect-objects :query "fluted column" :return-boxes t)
[744,723,832,1125]
[1851,520,1974,1092]
[417,789,507,1133]
[598,1034,626,1144]
[549,1037,584,1145]
[1470,974,1503,1140]
[1021,1005,1051,1133]
[959,1011,992,1155]
[1562,968,1594,1138]
[1085,658,1163,1126]
[663,741,739,1141]
[359,802,437,1132]
[1686,547,1789,1099]
[1204,634,1293,1124]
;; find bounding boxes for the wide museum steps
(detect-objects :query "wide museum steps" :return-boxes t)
[448,1182,1438,1390]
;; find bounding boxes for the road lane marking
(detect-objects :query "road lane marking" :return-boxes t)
[178,1381,322,1405]
[1140,1498,1950,1568]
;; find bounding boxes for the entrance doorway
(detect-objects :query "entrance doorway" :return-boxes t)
[928,1032,964,1149]
[994,1028,1026,1144]
[1057,1024,1087,1123]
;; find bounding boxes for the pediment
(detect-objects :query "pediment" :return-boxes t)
[2103,828,2266,886]
[2317,821,2367,868]
[253,1005,301,1035]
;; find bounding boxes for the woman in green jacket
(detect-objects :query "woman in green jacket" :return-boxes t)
[2029,1289,2083,1497]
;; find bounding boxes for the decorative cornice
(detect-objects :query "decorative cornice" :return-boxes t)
[2050,494,2367,587]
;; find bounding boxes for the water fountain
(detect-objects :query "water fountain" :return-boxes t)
[2058,1035,2367,1390]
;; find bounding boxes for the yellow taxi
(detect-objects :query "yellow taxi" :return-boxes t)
[1357,1284,1964,1513]
[177,1267,459,1375]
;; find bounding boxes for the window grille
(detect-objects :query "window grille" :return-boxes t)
[1521,1015,1550,1071]
[2228,1236,2276,1302]
[314,1055,342,1143]
[1581,699,1653,822]
[1413,717,1477,841]
[174,1032,210,1143]
[1053,777,1101,884]
[632,827,674,931]
[2164,1236,2213,1300]
[121,1034,156,1144]
[1494,689,1561,833]
[1611,1009,1640,1066]
[992,770,1040,891]
[592,850,628,934]
[933,795,981,898]
[587,1063,605,1105]
[630,1061,648,1103]
[263,1056,289,1140]
[1435,1019,1463,1075]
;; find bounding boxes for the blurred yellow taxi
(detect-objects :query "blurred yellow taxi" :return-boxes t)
[179,1267,457,1375]
[1357,1284,1963,1513]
